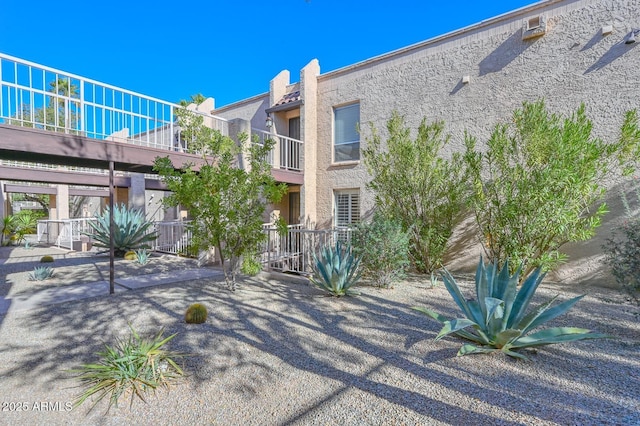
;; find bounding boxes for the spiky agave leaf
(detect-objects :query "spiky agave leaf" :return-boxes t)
[28,266,54,281]
[309,241,361,296]
[86,204,158,257]
[413,257,611,359]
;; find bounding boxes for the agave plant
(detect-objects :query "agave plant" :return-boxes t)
[71,325,184,413]
[29,266,55,281]
[86,204,158,257]
[309,241,362,297]
[413,259,610,359]
[135,248,151,265]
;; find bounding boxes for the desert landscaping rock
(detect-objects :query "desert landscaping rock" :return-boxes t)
[0,245,638,425]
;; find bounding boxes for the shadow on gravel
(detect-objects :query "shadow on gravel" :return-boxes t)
[0,274,638,424]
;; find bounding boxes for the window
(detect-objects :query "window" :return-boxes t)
[334,190,360,227]
[334,103,360,162]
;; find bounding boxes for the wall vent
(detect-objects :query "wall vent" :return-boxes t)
[522,16,547,40]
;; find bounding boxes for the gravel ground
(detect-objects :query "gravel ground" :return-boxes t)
[0,245,638,425]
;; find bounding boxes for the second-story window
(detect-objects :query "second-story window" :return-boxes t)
[334,103,360,162]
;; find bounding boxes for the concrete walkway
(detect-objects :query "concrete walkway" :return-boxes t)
[0,267,224,315]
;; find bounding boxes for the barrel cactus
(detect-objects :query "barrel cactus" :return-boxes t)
[124,251,137,260]
[185,303,208,324]
[40,255,54,263]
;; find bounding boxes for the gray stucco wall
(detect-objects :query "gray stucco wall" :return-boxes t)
[214,94,270,130]
[315,0,640,283]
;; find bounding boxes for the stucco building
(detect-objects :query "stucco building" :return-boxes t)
[213,0,640,282]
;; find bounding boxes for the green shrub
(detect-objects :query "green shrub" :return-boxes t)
[413,258,611,360]
[603,179,640,297]
[71,326,183,412]
[352,212,409,288]
[309,241,362,297]
[464,101,640,279]
[86,204,158,257]
[29,266,54,281]
[12,210,40,244]
[363,112,470,274]
[0,216,15,246]
[240,254,262,276]
[135,248,151,265]
[185,303,208,324]
[40,255,54,263]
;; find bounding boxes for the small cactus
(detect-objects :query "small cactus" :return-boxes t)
[185,303,208,324]
[124,251,137,260]
[40,255,54,263]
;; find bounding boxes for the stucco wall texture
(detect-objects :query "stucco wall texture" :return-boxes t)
[314,0,639,284]
[217,0,640,284]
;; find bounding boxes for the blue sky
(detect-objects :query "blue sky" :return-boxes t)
[1,0,539,107]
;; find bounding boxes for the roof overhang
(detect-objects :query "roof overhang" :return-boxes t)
[265,99,303,114]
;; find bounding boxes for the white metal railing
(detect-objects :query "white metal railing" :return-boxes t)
[252,129,303,172]
[0,159,109,175]
[37,218,96,250]
[0,52,228,152]
[151,220,194,255]
[260,224,352,274]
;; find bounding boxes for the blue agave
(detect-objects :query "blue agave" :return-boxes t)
[414,258,611,359]
[29,266,55,281]
[310,241,362,297]
[135,248,151,265]
[87,204,157,257]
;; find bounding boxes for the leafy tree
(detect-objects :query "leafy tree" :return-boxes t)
[464,100,640,279]
[154,106,286,290]
[179,93,207,107]
[363,112,470,274]
[11,193,49,215]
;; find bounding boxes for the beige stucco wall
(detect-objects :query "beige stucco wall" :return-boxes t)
[314,0,640,283]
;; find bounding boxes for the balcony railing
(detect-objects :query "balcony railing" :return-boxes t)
[37,218,97,250]
[0,52,228,152]
[252,129,303,172]
[260,224,353,274]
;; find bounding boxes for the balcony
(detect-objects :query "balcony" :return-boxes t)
[252,128,303,184]
[0,52,228,153]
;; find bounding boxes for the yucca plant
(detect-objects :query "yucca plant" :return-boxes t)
[309,241,362,297]
[29,266,55,281]
[86,204,158,257]
[413,258,611,360]
[71,326,184,413]
[135,249,151,265]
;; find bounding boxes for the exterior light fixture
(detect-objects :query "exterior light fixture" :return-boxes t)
[625,29,640,44]
[265,113,273,128]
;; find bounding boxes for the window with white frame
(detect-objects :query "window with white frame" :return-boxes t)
[334,189,360,227]
[334,103,360,162]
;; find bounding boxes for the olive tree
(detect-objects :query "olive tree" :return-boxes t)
[154,107,286,290]
[363,112,470,274]
[464,100,640,279]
